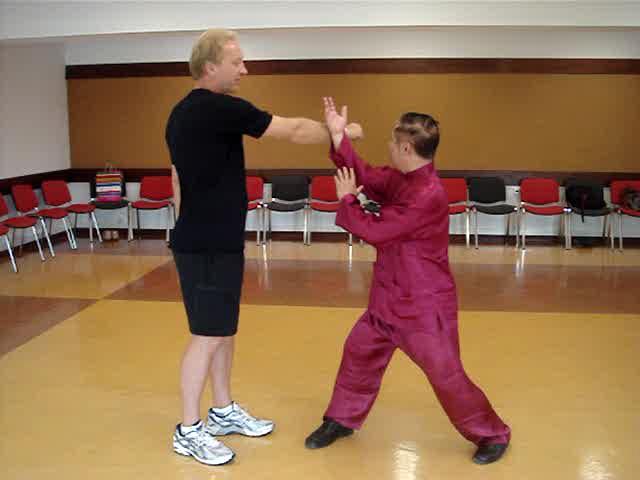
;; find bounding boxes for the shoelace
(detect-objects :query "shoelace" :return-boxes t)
[230,404,258,423]
[187,429,223,450]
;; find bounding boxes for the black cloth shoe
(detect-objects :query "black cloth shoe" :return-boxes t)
[305,419,354,449]
[472,443,508,464]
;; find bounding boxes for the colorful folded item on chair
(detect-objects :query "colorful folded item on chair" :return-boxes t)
[95,171,123,202]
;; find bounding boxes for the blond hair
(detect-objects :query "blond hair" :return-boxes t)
[189,29,237,80]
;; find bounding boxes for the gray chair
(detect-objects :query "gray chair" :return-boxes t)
[264,175,310,244]
[468,177,518,248]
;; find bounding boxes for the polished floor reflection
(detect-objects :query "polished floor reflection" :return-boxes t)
[1,239,639,480]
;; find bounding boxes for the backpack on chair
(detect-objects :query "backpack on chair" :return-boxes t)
[621,188,640,211]
[565,181,606,222]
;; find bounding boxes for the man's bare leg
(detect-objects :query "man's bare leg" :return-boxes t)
[181,335,225,425]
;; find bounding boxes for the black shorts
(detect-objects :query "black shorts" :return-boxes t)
[173,250,245,337]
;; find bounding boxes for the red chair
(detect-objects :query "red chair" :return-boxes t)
[441,178,470,247]
[610,180,640,251]
[0,196,18,273]
[246,176,265,245]
[11,184,75,256]
[42,180,102,244]
[308,175,353,246]
[519,178,570,250]
[129,176,174,242]
[1,193,45,270]
[0,222,16,273]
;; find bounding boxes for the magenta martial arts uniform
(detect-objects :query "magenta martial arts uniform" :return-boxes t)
[324,136,511,446]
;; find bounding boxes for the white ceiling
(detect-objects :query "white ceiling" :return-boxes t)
[2,1,640,42]
[2,1,640,63]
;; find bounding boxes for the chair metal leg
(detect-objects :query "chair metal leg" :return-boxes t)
[255,207,262,246]
[474,209,479,249]
[86,212,93,243]
[465,210,470,248]
[91,212,102,243]
[127,205,134,241]
[40,218,55,257]
[608,214,614,250]
[521,211,527,250]
[31,226,45,261]
[564,212,571,250]
[618,212,624,251]
[73,213,79,241]
[303,207,309,245]
[165,207,170,243]
[18,228,24,257]
[262,207,267,246]
[260,207,265,246]
[70,219,78,249]
[504,213,510,246]
[136,209,142,240]
[4,235,18,273]
[62,217,77,249]
[69,218,78,249]
[559,212,564,246]
[348,232,353,246]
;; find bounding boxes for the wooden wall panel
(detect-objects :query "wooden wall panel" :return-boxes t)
[67,71,640,172]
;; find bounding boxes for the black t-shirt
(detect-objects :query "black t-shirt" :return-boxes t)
[166,88,272,252]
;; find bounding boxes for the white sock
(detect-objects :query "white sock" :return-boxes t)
[179,420,202,436]
[211,403,234,416]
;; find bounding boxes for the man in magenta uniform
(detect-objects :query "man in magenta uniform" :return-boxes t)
[304,98,510,465]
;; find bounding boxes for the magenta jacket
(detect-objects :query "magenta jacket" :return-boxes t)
[331,136,458,332]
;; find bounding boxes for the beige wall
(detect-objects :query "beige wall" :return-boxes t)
[68,73,640,172]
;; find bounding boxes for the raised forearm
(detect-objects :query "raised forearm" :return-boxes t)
[291,119,362,145]
[290,118,330,144]
[331,123,363,149]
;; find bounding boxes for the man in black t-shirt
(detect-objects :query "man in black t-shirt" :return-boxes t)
[166,28,362,466]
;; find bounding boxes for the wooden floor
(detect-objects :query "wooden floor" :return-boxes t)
[1,239,639,479]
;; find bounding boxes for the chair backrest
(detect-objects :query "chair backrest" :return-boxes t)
[468,177,506,204]
[610,180,640,205]
[311,176,338,202]
[139,176,172,201]
[520,178,560,205]
[11,184,39,213]
[441,178,467,204]
[0,194,9,217]
[42,180,72,206]
[246,176,264,203]
[270,175,309,202]
[564,178,606,210]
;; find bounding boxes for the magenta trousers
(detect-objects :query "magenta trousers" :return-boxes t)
[324,310,511,446]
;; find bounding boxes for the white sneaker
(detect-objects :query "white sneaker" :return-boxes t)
[172,423,235,466]
[206,402,274,437]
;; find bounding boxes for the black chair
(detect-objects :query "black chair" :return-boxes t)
[264,175,310,244]
[565,178,613,249]
[468,177,518,248]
